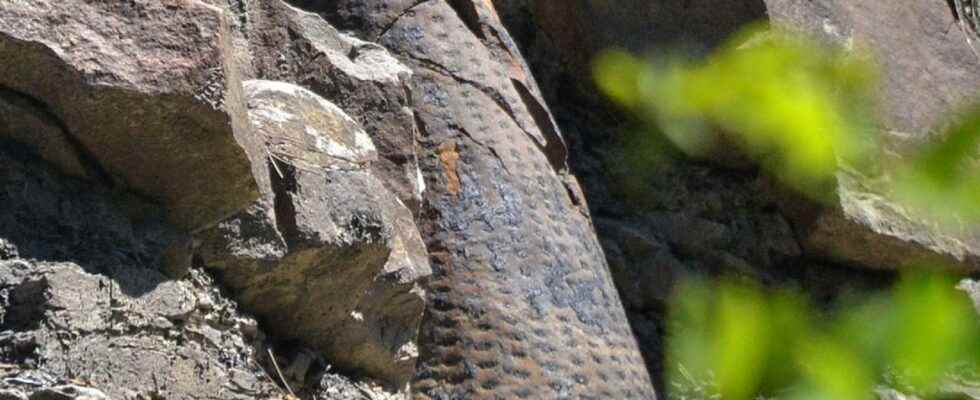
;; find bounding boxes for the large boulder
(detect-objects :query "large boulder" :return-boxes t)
[0,0,259,231]
[231,0,425,212]
[766,0,980,133]
[197,80,430,387]
[318,1,659,397]
[766,0,980,271]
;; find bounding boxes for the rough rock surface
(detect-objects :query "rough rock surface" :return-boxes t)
[0,0,258,231]
[305,1,658,398]
[490,0,814,389]
[3,0,658,398]
[0,144,402,399]
[0,146,277,399]
[231,1,425,212]
[198,80,430,388]
[0,261,278,400]
[489,0,980,392]
[6,0,978,399]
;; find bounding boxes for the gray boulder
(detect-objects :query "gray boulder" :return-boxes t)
[197,80,430,388]
[230,0,425,212]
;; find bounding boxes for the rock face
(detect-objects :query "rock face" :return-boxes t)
[0,147,278,399]
[198,80,430,387]
[0,0,259,231]
[8,0,978,399]
[0,0,434,395]
[490,0,980,396]
[1,0,658,397]
[765,0,980,271]
[235,1,425,212]
[310,1,658,398]
[0,134,403,400]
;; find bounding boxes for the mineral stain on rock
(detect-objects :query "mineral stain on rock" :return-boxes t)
[437,141,462,197]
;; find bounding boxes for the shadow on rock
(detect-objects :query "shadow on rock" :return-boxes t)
[0,142,180,297]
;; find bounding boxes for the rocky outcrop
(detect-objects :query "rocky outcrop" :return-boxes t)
[0,144,408,399]
[10,0,977,399]
[198,80,430,387]
[0,0,259,231]
[0,0,433,395]
[0,146,277,399]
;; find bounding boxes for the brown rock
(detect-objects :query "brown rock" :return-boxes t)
[322,1,658,397]
[239,1,425,212]
[197,80,430,387]
[0,0,258,231]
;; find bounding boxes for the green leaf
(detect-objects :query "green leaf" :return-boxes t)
[713,281,770,400]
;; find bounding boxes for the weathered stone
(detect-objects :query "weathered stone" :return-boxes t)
[0,142,178,272]
[778,170,980,272]
[286,0,422,39]
[197,80,430,387]
[0,147,279,399]
[0,0,259,231]
[234,0,425,212]
[766,0,980,272]
[315,1,658,398]
[0,144,403,399]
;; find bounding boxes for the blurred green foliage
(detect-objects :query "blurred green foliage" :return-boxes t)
[894,106,980,223]
[594,23,980,400]
[595,24,878,196]
[668,274,980,400]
